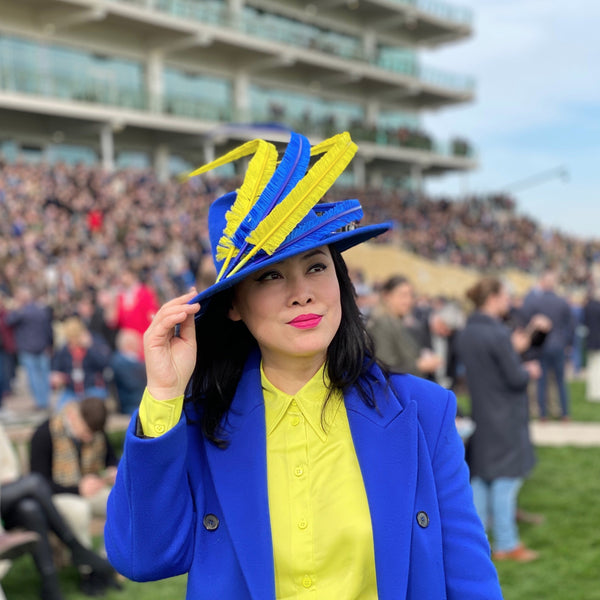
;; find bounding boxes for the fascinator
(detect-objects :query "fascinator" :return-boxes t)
[187,131,391,308]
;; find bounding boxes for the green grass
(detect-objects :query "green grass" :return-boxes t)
[1,559,188,598]
[457,378,600,422]
[497,446,600,600]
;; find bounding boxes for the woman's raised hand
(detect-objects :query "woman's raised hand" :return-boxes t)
[143,289,201,401]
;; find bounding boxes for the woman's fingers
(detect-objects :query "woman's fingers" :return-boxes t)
[145,291,199,341]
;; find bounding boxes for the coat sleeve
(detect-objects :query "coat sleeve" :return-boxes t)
[490,329,530,391]
[104,411,196,581]
[431,390,504,599]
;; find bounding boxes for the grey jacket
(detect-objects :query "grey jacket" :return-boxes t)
[456,311,535,480]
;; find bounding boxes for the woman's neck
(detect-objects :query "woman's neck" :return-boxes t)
[261,353,326,396]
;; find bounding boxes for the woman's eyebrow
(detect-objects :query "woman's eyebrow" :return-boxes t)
[301,249,327,260]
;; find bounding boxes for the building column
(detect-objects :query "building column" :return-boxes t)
[203,139,216,164]
[353,154,366,188]
[100,124,114,172]
[227,0,244,15]
[362,29,377,62]
[411,164,423,193]
[368,171,383,188]
[146,49,164,113]
[366,99,379,127]
[233,72,250,122]
[154,144,170,182]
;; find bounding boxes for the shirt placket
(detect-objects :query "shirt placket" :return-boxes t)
[286,398,316,593]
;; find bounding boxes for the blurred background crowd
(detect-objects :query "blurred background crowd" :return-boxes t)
[1,160,598,419]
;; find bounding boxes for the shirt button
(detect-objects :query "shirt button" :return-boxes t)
[294,466,304,477]
[290,416,300,426]
[291,400,297,407]
[298,519,308,530]
[302,575,312,588]
[154,424,165,434]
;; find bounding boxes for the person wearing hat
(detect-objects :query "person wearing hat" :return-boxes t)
[105,132,502,598]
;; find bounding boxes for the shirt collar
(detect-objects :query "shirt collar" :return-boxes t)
[261,362,342,442]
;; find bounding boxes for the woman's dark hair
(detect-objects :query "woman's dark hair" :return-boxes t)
[466,276,503,309]
[189,245,381,447]
[379,275,410,295]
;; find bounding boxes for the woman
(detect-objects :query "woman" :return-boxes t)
[457,277,540,562]
[0,423,116,600]
[50,316,111,408]
[367,275,441,377]
[105,132,502,598]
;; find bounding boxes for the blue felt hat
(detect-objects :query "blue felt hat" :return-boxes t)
[187,131,391,309]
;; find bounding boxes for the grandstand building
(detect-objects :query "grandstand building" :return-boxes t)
[0,0,476,187]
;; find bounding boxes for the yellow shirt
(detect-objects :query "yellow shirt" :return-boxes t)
[262,365,377,599]
[138,368,378,599]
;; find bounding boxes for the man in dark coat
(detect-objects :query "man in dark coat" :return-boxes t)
[521,270,575,419]
[5,286,53,410]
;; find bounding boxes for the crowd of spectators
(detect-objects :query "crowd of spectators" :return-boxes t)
[1,158,600,374]
[326,186,600,289]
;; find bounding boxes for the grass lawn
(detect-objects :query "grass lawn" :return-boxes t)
[457,378,600,422]
[496,446,600,600]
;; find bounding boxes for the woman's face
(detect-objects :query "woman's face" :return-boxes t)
[492,286,511,317]
[384,282,414,318]
[229,246,342,368]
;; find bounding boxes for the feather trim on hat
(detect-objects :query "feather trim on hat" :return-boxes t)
[227,132,357,278]
[187,139,278,279]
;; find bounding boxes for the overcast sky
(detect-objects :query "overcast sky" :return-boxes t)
[422,0,600,240]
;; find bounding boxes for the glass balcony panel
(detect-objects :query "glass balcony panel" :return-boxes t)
[102,0,472,93]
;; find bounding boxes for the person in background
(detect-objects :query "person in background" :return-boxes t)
[521,269,575,420]
[105,131,502,598]
[583,287,600,402]
[5,286,53,411]
[368,275,442,377]
[50,317,111,410]
[0,421,116,600]
[0,294,17,405]
[420,301,465,390]
[29,397,118,554]
[457,276,541,563]
[109,329,146,415]
[103,269,159,353]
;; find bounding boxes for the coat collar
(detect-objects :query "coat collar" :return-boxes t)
[204,354,418,600]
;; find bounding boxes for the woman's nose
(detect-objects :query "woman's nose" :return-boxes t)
[289,277,313,306]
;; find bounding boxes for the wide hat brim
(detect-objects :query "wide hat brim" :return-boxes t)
[189,211,391,309]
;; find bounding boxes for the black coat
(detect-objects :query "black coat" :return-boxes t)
[583,299,600,351]
[456,312,535,480]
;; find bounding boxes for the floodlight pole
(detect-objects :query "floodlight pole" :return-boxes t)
[500,166,569,194]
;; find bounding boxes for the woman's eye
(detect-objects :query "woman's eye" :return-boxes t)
[308,263,327,273]
[257,271,281,282]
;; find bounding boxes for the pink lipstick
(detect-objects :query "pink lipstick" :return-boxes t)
[288,314,322,329]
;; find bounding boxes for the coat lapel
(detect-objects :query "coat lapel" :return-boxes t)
[346,372,418,600]
[203,353,275,600]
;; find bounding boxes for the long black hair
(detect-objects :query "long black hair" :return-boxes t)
[189,246,384,447]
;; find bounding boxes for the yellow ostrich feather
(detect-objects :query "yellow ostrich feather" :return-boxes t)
[187,139,278,279]
[226,132,357,278]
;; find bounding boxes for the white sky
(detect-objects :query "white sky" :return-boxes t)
[422,0,600,240]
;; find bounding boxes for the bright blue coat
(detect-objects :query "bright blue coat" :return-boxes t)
[105,354,502,599]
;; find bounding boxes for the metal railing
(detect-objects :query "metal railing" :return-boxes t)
[0,59,473,158]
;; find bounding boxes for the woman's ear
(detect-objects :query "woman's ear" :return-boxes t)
[228,303,242,322]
